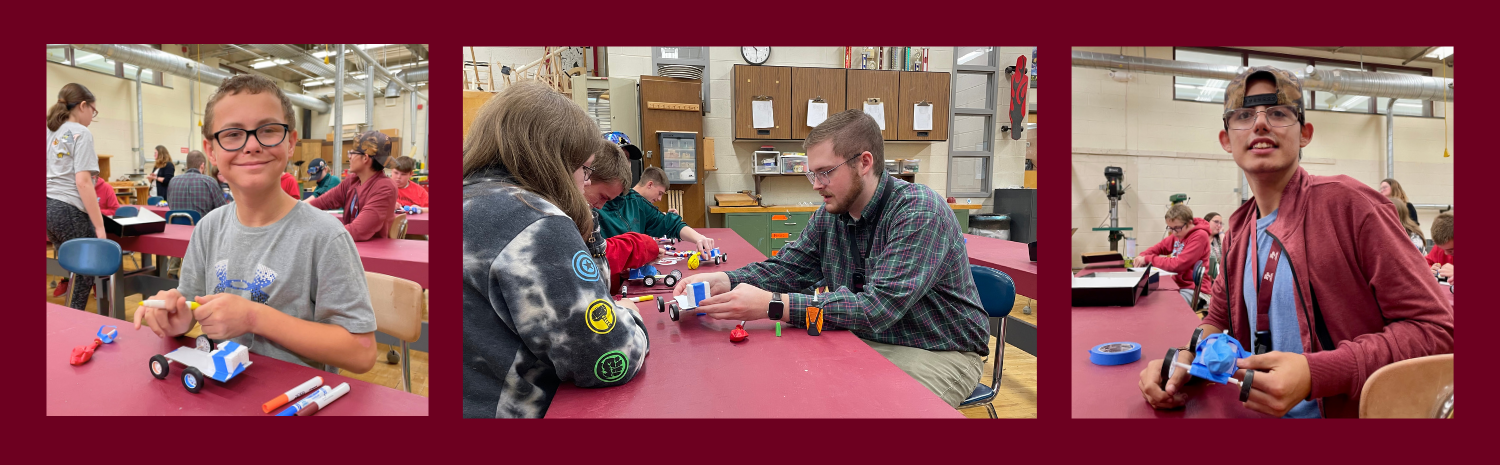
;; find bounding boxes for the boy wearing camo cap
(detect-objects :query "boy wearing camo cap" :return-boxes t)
[308,131,399,241]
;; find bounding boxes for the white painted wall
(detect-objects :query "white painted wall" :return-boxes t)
[1070,46,1455,268]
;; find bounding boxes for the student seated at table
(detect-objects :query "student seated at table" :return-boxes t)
[389,156,429,213]
[165,150,227,217]
[1426,211,1453,282]
[279,162,301,200]
[1139,67,1451,418]
[1203,212,1227,294]
[93,174,119,216]
[462,82,649,418]
[583,140,663,293]
[1135,205,1211,308]
[133,74,377,374]
[673,109,989,408]
[1388,195,1426,254]
[304,157,341,199]
[598,166,716,251]
[305,131,398,241]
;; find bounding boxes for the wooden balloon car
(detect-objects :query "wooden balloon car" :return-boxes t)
[149,335,253,393]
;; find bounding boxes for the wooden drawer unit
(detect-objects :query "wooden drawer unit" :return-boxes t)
[898,71,950,140]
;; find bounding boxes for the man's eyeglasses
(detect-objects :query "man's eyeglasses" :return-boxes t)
[806,154,862,186]
[1166,224,1188,233]
[1224,105,1300,130]
[212,123,290,151]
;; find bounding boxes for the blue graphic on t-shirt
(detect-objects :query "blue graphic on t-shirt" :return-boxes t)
[213,260,278,304]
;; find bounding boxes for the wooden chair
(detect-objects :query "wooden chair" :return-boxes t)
[1359,354,1454,418]
[365,272,423,393]
[387,213,408,240]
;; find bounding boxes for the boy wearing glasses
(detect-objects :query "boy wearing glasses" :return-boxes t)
[1138,67,1452,418]
[1135,204,1210,307]
[672,110,989,408]
[133,74,377,374]
[306,131,398,241]
[597,166,716,251]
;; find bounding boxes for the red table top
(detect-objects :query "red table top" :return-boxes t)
[547,229,963,418]
[47,303,426,416]
[964,234,1038,297]
[1071,268,1268,418]
[338,211,428,236]
[111,225,428,288]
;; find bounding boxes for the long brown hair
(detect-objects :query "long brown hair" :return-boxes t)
[1388,195,1424,241]
[154,146,171,169]
[1381,178,1410,204]
[47,83,95,132]
[463,82,597,238]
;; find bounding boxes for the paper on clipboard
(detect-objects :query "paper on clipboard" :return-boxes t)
[807,101,828,127]
[863,102,886,130]
[752,100,775,128]
[914,104,933,130]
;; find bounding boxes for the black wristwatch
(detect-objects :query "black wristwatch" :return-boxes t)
[768,293,784,320]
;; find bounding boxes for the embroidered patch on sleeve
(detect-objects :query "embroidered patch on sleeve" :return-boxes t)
[572,250,600,282]
[586,299,616,334]
[594,350,628,383]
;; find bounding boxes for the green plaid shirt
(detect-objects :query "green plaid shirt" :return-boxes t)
[725,174,990,355]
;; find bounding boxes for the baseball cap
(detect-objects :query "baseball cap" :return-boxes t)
[1223,66,1305,122]
[603,131,643,160]
[353,131,393,171]
[307,158,329,180]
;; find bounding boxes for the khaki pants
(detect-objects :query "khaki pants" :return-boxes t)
[861,338,983,408]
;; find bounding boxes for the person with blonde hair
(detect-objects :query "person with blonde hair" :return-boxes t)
[47,83,105,308]
[1387,195,1425,253]
[1378,178,1418,227]
[145,145,175,199]
[462,82,648,418]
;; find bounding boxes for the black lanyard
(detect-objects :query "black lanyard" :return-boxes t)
[848,176,893,293]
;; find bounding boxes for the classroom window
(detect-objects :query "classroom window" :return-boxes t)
[1172,48,1240,103]
[47,46,69,64]
[949,156,989,195]
[951,115,991,152]
[955,47,994,67]
[49,45,167,87]
[1174,47,1436,118]
[73,50,118,75]
[954,72,992,110]
[1247,55,1313,107]
[949,47,1002,197]
[1373,67,1433,117]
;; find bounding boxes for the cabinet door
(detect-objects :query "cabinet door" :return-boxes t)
[733,65,792,140]
[725,213,772,256]
[845,69,901,140]
[898,71,950,140]
[791,67,846,140]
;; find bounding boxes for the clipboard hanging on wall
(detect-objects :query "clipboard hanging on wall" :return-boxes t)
[807,96,828,128]
[751,95,775,129]
[862,97,886,130]
[913,100,933,131]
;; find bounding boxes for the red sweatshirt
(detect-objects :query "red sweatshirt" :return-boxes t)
[94,177,119,216]
[279,173,301,199]
[1424,247,1453,267]
[307,171,397,241]
[1204,167,1453,418]
[605,232,661,293]
[1139,217,1210,291]
[396,180,430,208]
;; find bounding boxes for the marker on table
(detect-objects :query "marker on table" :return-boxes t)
[262,376,323,413]
[624,295,655,302]
[276,385,333,416]
[296,382,351,416]
[141,300,200,311]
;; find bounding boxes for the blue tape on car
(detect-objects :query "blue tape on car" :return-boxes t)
[1089,342,1142,365]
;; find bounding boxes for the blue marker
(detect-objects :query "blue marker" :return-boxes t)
[276,385,333,416]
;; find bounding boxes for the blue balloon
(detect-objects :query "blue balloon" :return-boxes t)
[1188,333,1250,384]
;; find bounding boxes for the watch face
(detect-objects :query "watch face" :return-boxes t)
[742,47,770,65]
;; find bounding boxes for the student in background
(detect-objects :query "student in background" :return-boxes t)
[1202,212,1226,294]
[166,150,228,217]
[304,158,341,198]
[145,145,175,199]
[1426,211,1453,282]
[584,142,663,293]
[598,166,716,251]
[1136,204,1211,308]
[389,156,429,213]
[1379,178,1419,227]
[1388,196,1425,253]
[46,83,107,309]
[94,174,120,216]
[133,74,377,374]
[306,131,398,241]
[462,81,648,418]
[279,163,301,199]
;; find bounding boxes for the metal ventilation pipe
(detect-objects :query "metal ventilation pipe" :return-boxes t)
[252,44,386,96]
[136,68,147,171]
[1072,50,1454,102]
[385,66,428,98]
[71,44,331,113]
[1386,99,1397,180]
[333,45,345,176]
[365,65,374,132]
[347,45,426,101]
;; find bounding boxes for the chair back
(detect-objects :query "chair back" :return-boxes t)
[970,265,1016,319]
[1360,354,1455,418]
[146,196,164,206]
[57,238,122,277]
[365,272,423,343]
[388,214,408,240]
[114,206,140,218]
[166,209,202,226]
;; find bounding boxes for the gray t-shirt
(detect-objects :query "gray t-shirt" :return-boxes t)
[178,201,377,372]
[46,122,99,212]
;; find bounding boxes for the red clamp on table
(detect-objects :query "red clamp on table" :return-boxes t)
[730,323,749,343]
[71,338,103,366]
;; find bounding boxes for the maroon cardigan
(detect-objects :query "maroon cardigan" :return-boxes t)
[1203,167,1453,418]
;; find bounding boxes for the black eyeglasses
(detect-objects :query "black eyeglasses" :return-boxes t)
[581,164,596,177]
[807,154,862,185]
[212,123,290,151]
[1166,224,1188,233]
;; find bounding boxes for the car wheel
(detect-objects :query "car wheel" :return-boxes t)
[195,335,216,352]
[668,302,680,321]
[183,367,205,393]
[643,276,656,287]
[149,355,169,379]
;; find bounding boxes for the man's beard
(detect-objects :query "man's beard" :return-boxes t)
[824,173,866,215]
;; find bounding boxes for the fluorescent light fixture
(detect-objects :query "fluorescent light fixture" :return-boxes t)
[251,59,277,69]
[1425,47,1453,60]
[957,47,992,65]
[358,44,389,49]
[274,58,289,65]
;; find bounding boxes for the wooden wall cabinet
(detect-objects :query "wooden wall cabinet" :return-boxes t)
[791,67,847,140]
[733,65,792,140]
[897,71,950,141]
[845,69,901,140]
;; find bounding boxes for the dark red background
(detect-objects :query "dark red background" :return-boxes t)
[22,4,1484,461]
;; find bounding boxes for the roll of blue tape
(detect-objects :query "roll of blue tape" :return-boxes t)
[1090,342,1142,365]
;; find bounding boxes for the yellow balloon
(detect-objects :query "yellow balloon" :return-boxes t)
[687,253,701,270]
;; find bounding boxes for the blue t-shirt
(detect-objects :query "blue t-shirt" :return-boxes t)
[1242,210,1321,419]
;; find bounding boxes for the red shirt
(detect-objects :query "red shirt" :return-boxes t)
[1425,246,1453,266]
[395,180,429,208]
[307,171,397,241]
[94,177,119,216]
[279,173,301,199]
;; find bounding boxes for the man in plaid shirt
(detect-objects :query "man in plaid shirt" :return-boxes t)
[674,110,989,407]
[165,150,227,217]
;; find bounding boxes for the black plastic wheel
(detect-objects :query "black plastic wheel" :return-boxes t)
[668,302,680,321]
[183,367,205,393]
[656,298,666,313]
[386,349,401,365]
[1188,328,1204,353]
[643,276,656,287]
[195,335,216,352]
[1159,348,1180,390]
[664,275,677,287]
[149,355,169,379]
[1240,371,1255,402]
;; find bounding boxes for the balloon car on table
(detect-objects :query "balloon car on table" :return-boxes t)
[149,335,253,393]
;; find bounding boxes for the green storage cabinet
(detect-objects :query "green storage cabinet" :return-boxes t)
[726,213,773,256]
[953,208,970,233]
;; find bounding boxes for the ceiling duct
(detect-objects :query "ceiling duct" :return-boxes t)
[1072,50,1453,102]
[385,66,428,98]
[70,44,330,112]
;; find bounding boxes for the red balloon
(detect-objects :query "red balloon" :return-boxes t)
[70,338,103,365]
[729,325,749,343]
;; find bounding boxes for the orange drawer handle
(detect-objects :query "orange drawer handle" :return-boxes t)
[771,233,789,239]
[772,215,788,221]
[771,250,779,257]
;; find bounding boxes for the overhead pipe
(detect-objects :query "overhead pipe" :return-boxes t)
[333,45,345,176]
[347,45,426,101]
[136,67,147,172]
[71,44,330,113]
[1071,50,1454,102]
[365,65,374,132]
[1386,99,1397,180]
[384,66,428,98]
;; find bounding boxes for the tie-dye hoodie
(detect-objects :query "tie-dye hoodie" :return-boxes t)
[462,169,649,418]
